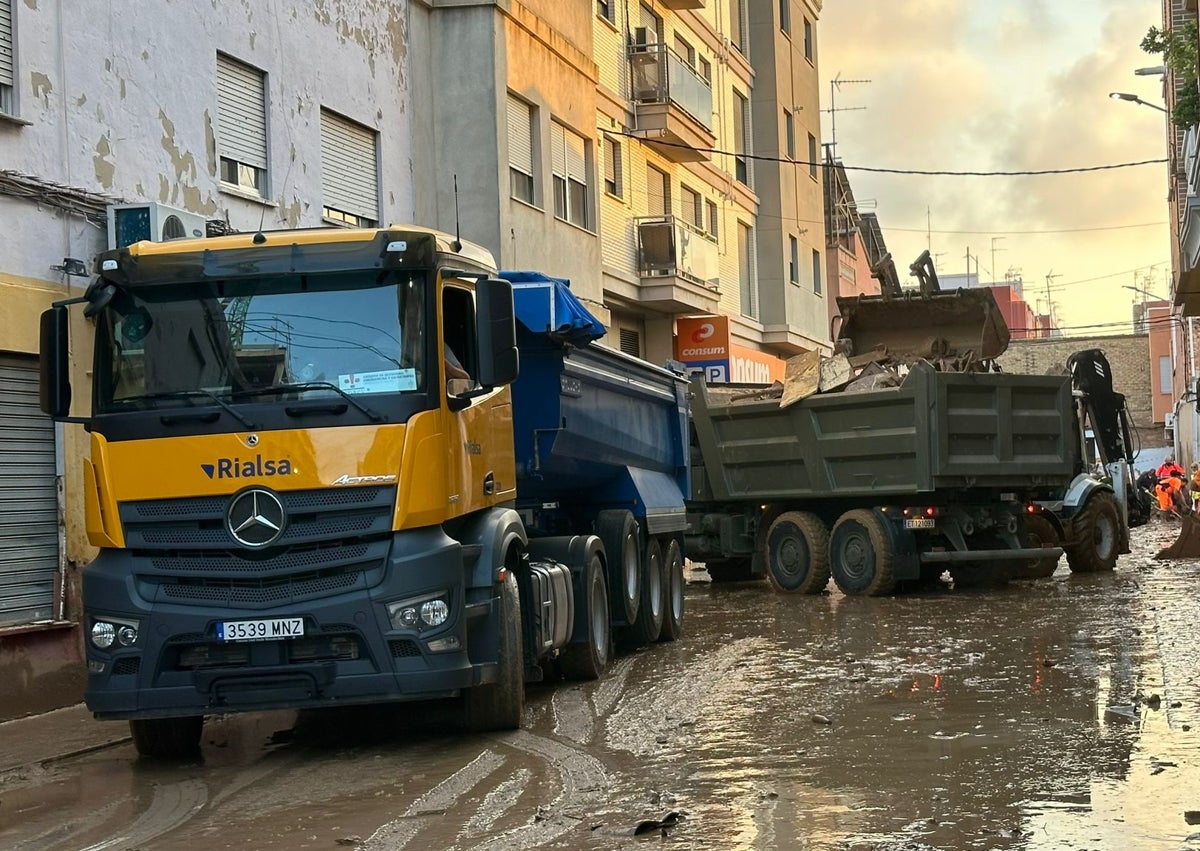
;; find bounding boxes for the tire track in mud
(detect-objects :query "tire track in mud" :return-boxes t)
[362,749,507,850]
[551,686,594,744]
[605,637,773,756]
[8,800,125,851]
[76,779,208,851]
[459,767,532,838]
[591,656,635,717]
[456,729,609,851]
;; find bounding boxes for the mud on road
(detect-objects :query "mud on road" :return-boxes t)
[3,519,1200,850]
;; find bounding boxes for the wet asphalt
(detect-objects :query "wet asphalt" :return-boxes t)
[2,518,1199,851]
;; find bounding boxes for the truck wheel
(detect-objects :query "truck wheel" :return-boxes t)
[560,552,611,680]
[463,572,525,731]
[1066,491,1120,573]
[129,716,204,760]
[764,511,831,594]
[829,510,896,596]
[596,510,641,625]
[619,538,665,647]
[1012,514,1061,579]
[659,538,685,642]
[704,558,753,583]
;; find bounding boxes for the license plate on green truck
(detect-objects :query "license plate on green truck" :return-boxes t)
[216,617,305,642]
[904,518,936,529]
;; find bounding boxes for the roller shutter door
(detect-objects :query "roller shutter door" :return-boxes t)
[0,355,59,626]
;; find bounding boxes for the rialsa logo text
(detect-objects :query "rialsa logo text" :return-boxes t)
[201,455,294,479]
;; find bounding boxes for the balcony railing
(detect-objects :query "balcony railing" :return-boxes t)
[637,216,719,289]
[1186,125,1200,202]
[628,43,713,131]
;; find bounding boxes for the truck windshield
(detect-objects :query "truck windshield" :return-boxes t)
[93,270,426,414]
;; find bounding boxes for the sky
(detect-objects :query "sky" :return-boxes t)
[817,0,1171,337]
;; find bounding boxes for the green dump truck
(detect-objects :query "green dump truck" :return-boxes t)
[685,360,1126,596]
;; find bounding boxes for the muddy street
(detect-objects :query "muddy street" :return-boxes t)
[3,519,1200,851]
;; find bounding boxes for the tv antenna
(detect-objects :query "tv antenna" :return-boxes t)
[822,72,871,159]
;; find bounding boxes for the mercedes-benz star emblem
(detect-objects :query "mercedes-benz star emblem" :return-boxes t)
[226,488,286,548]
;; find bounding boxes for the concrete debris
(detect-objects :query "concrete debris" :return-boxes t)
[633,811,683,837]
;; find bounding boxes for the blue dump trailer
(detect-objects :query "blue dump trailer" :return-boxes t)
[502,271,690,661]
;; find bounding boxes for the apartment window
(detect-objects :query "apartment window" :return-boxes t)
[1160,356,1172,395]
[780,0,791,35]
[647,164,670,216]
[789,236,799,284]
[681,185,703,229]
[733,91,749,185]
[674,34,695,67]
[603,135,622,197]
[217,54,268,195]
[808,132,818,178]
[597,0,614,23]
[738,222,756,318]
[804,18,813,61]
[730,0,746,53]
[812,248,822,294]
[551,121,590,228]
[619,328,642,357]
[0,0,13,114]
[785,110,796,159]
[699,56,712,84]
[706,200,719,240]
[320,109,379,227]
[507,94,536,204]
[638,3,663,44]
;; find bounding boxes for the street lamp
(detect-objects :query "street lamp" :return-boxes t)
[1109,91,1168,113]
[1124,284,1166,300]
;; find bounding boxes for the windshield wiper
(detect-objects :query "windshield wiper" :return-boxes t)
[117,390,259,430]
[232,382,384,422]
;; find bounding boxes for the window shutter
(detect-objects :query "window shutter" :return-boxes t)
[320,109,379,219]
[565,128,586,184]
[0,0,13,89]
[507,94,533,175]
[647,166,666,215]
[551,122,567,178]
[217,55,268,170]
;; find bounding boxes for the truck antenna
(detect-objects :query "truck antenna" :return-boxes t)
[451,174,463,252]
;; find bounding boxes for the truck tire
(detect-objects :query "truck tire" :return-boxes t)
[1065,491,1120,573]
[829,510,896,596]
[560,552,611,680]
[704,558,753,583]
[619,537,665,647]
[659,538,685,642]
[129,716,204,760]
[764,511,831,594]
[596,510,641,625]
[463,572,525,731]
[1012,514,1061,579]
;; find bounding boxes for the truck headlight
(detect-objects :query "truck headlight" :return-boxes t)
[90,616,141,650]
[387,593,450,631]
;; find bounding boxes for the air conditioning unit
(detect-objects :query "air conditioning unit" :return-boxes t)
[107,203,208,250]
[1165,412,1176,436]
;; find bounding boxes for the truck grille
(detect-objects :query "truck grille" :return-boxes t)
[122,487,395,609]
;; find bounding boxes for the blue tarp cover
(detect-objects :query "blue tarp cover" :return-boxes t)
[499,270,607,346]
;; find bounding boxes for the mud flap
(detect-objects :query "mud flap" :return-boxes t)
[878,513,921,581]
[1155,513,1200,560]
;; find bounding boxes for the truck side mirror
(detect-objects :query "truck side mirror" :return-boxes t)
[475,277,519,388]
[39,306,72,418]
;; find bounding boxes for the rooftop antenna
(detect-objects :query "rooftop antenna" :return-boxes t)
[451,174,463,253]
[822,72,871,159]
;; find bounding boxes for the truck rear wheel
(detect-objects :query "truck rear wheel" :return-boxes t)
[764,511,831,594]
[129,716,204,760]
[597,510,641,625]
[1066,491,1120,573]
[659,538,685,642]
[830,510,896,596]
[619,537,665,647]
[463,572,524,731]
[1012,514,1061,579]
[560,552,611,680]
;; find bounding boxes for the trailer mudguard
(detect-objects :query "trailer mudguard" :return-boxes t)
[878,510,922,581]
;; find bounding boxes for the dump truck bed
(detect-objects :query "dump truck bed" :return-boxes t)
[691,362,1077,501]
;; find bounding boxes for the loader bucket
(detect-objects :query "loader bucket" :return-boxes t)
[1155,512,1200,560]
[836,287,1011,361]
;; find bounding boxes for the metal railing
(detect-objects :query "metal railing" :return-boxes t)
[636,216,719,289]
[628,42,713,131]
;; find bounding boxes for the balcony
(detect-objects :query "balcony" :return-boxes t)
[636,216,721,313]
[1178,126,1200,314]
[658,0,706,8]
[628,43,715,163]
